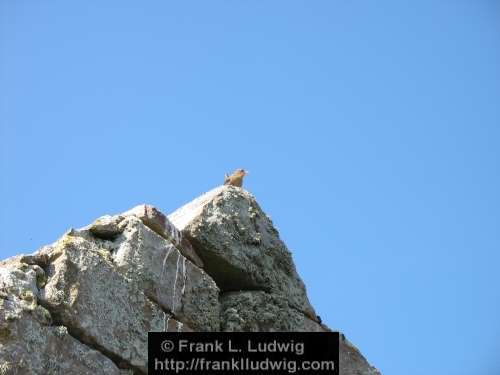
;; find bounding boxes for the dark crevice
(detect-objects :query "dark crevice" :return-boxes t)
[37,299,146,375]
[20,253,50,269]
[64,324,145,375]
[186,237,260,292]
[143,294,196,332]
[144,295,180,322]
[89,232,121,241]
[140,224,202,271]
[219,288,270,295]
[22,252,143,371]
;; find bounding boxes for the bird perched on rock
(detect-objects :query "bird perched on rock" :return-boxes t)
[224,169,248,187]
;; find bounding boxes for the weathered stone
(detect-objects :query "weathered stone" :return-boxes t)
[0,262,42,321]
[111,216,220,331]
[37,232,187,373]
[0,261,121,375]
[0,263,39,307]
[169,186,317,320]
[220,290,380,375]
[87,214,125,240]
[0,303,122,375]
[0,190,381,374]
[221,291,323,332]
[16,252,50,268]
[122,204,204,268]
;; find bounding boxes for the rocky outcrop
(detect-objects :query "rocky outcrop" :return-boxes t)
[169,186,318,320]
[0,185,380,374]
[0,259,122,374]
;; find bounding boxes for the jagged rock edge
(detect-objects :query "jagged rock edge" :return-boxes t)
[2,189,381,374]
[17,250,146,373]
[19,232,194,374]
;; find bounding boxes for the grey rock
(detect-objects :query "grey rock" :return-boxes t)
[169,185,317,320]
[0,261,121,375]
[0,260,39,307]
[122,204,204,268]
[37,232,186,373]
[220,291,323,332]
[111,216,220,331]
[220,290,380,374]
[87,214,125,240]
[0,188,380,374]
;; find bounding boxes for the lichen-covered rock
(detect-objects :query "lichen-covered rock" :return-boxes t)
[220,290,380,374]
[169,185,317,320]
[0,260,121,375]
[221,291,324,332]
[122,204,204,268]
[0,259,40,308]
[37,232,187,373]
[0,190,381,374]
[111,216,219,331]
[0,304,122,375]
[87,214,125,240]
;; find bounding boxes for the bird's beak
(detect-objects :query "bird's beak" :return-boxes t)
[244,170,249,175]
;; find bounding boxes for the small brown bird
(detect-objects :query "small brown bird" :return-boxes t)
[223,169,248,187]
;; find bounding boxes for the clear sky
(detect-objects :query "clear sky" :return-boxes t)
[1,1,499,374]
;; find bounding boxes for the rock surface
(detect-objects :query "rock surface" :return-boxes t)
[0,260,121,375]
[37,231,177,373]
[121,205,204,268]
[169,186,317,320]
[110,216,219,331]
[220,290,381,375]
[220,290,324,332]
[0,185,380,374]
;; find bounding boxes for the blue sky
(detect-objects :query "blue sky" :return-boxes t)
[1,1,499,374]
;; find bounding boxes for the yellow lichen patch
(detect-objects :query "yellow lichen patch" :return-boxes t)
[55,233,77,249]
[54,325,68,337]
[92,218,104,226]
[18,263,29,272]
[0,360,14,373]
[19,290,35,302]
[48,246,63,262]
[0,323,11,342]
[49,232,83,261]
[4,312,18,321]
[88,218,106,233]
[54,290,66,304]
[68,283,80,307]
[95,248,112,261]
